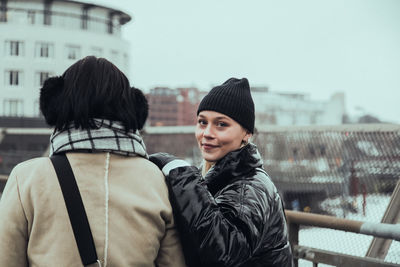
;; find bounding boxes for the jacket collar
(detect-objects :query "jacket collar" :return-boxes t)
[204,143,263,195]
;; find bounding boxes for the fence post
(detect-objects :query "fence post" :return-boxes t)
[366,179,400,259]
[288,220,299,267]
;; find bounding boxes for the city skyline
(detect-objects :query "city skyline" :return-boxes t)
[87,1,400,123]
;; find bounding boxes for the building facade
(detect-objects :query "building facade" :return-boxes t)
[146,85,346,127]
[0,0,131,117]
[146,87,202,126]
[252,87,346,126]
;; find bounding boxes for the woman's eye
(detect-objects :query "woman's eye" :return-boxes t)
[198,119,207,125]
[217,122,228,127]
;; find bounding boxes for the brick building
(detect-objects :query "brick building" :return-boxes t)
[146,87,203,126]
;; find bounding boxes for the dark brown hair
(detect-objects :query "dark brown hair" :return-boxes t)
[40,56,148,131]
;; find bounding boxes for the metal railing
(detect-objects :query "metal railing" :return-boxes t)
[286,179,400,267]
[287,210,400,266]
[0,7,123,36]
[366,179,400,260]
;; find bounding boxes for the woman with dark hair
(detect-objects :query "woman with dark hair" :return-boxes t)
[0,56,186,267]
[150,78,293,267]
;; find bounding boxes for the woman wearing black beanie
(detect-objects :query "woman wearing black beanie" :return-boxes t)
[150,77,294,267]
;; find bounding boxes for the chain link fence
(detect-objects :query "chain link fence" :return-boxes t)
[252,124,400,265]
[1,123,399,265]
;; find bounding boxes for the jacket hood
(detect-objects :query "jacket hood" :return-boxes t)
[205,143,263,195]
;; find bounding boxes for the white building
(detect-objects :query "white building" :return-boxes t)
[0,0,131,117]
[252,87,346,126]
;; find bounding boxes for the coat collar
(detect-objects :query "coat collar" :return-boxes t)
[204,143,263,195]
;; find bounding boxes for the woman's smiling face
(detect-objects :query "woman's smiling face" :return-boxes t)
[195,110,251,163]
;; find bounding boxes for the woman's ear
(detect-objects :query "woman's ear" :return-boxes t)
[242,131,252,144]
[39,76,64,126]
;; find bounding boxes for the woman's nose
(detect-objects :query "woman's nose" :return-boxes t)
[203,125,214,138]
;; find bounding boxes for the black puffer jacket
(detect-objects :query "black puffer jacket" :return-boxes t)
[166,143,294,267]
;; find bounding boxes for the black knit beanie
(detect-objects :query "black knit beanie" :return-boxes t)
[197,77,255,133]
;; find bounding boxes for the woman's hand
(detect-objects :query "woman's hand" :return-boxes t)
[149,152,177,169]
[149,153,190,176]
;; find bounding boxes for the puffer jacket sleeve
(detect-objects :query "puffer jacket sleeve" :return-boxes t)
[0,166,29,267]
[167,166,274,267]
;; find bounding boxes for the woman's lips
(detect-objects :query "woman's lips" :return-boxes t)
[202,143,218,150]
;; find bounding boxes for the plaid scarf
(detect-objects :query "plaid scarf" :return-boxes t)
[49,119,148,158]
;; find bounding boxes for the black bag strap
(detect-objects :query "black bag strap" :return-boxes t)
[50,153,100,266]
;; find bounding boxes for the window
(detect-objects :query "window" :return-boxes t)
[91,47,102,57]
[81,7,88,29]
[33,99,41,117]
[110,50,119,64]
[5,41,24,56]
[36,71,51,86]
[65,45,81,60]
[0,11,5,23]
[27,10,35,24]
[3,99,23,116]
[107,15,113,34]
[5,70,22,86]
[35,42,54,58]
[44,2,51,25]
[0,1,6,22]
[123,53,129,70]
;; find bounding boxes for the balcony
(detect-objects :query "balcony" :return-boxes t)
[0,7,122,37]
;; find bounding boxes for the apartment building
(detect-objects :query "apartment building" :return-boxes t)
[0,0,131,117]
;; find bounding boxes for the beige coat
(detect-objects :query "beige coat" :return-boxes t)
[0,152,186,267]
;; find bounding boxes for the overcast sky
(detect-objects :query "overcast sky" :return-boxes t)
[93,0,400,123]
